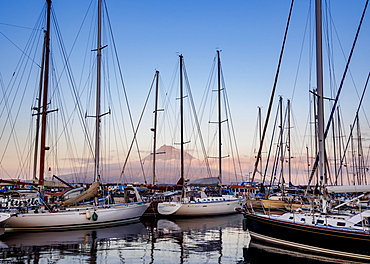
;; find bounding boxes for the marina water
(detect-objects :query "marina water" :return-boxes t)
[0,214,247,263]
[0,213,357,263]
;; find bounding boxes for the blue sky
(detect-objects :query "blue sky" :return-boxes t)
[1,1,369,184]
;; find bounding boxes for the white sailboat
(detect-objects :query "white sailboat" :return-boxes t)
[0,0,149,232]
[158,193,244,216]
[157,52,244,217]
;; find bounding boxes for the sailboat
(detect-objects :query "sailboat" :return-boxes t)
[157,52,244,217]
[244,0,370,261]
[0,0,149,232]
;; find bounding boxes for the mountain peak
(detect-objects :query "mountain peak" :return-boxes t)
[145,144,195,161]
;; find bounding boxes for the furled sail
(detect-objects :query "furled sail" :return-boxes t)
[61,182,100,207]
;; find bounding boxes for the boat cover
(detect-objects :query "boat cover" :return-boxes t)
[61,182,100,206]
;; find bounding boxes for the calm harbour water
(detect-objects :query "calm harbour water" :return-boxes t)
[0,214,247,264]
[0,213,357,264]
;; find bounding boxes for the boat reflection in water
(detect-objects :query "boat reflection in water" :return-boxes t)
[150,214,248,263]
[0,214,249,263]
[1,213,361,263]
[0,222,148,263]
[0,214,363,263]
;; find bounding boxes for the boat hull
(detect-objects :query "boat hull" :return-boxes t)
[245,213,370,261]
[3,203,149,232]
[158,199,243,216]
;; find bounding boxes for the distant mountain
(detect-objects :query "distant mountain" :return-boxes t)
[46,144,244,185]
[142,144,195,162]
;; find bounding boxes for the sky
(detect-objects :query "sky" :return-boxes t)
[1,0,370,185]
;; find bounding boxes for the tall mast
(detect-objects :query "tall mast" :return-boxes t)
[279,96,284,188]
[313,89,319,185]
[287,99,291,185]
[217,50,222,191]
[33,35,46,181]
[94,0,102,182]
[336,107,343,185]
[356,114,365,184]
[152,70,160,185]
[179,55,185,198]
[315,0,325,190]
[38,0,52,187]
[350,125,356,184]
[258,107,262,181]
[315,0,328,213]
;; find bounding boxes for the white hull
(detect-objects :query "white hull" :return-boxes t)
[3,202,149,232]
[158,198,244,216]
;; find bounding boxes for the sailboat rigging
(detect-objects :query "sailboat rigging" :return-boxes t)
[157,52,244,217]
[244,0,370,261]
[0,0,149,232]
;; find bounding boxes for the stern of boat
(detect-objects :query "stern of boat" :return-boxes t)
[157,202,182,216]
